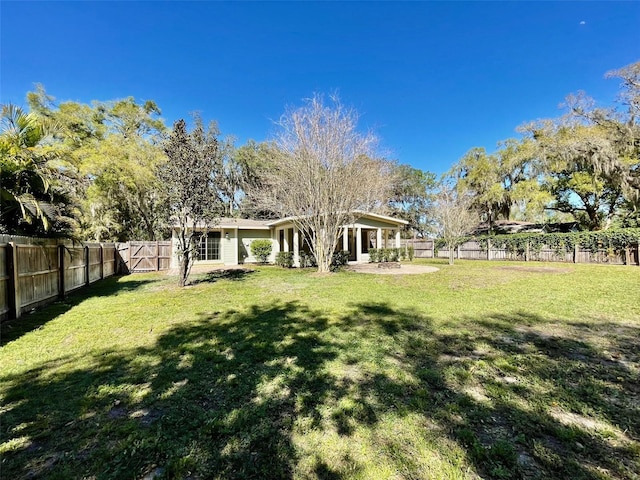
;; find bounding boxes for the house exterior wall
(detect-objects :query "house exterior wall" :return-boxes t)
[221,229,238,265]
[237,229,274,264]
[170,214,406,268]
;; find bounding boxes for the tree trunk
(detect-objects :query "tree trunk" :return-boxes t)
[448,246,455,265]
[316,245,331,273]
[317,259,331,273]
[178,251,190,287]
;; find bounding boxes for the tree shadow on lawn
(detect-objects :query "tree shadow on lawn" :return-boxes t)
[0,275,155,346]
[189,267,256,286]
[1,301,638,479]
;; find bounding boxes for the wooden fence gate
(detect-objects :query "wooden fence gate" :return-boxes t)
[118,241,172,273]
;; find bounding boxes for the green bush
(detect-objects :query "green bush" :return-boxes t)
[476,228,640,258]
[275,251,294,268]
[299,250,317,268]
[369,247,406,263]
[331,250,350,270]
[407,245,415,261]
[250,239,272,264]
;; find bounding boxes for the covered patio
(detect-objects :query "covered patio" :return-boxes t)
[268,212,408,267]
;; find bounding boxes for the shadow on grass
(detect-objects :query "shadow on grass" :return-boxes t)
[1,301,638,479]
[0,276,155,347]
[189,267,256,285]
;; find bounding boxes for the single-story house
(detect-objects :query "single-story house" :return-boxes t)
[170,211,408,268]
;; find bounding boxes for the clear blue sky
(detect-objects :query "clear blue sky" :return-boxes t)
[2,1,638,175]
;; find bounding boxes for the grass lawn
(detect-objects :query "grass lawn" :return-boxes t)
[1,260,639,479]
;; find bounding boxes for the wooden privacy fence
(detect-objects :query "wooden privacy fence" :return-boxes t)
[424,239,640,266]
[400,239,435,258]
[0,238,172,321]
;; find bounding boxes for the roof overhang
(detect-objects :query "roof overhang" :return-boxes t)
[266,211,408,227]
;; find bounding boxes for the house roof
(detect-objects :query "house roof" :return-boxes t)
[266,211,408,227]
[171,217,271,230]
[217,217,271,230]
[173,212,407,230]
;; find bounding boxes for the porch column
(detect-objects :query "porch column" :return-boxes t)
[356,227,362,262]
[234,227,239,265]
[293,228,300,267]
[343,227,349,251]
[376,228,382,249]
[395,229,401,248]
[271,228,277,263]
[283,228,289,252]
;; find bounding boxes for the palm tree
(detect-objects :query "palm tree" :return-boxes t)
[0,104,75,235]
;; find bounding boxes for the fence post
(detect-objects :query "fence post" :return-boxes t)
[99,244,104,279]
[156,240,160,271]
[84,246,90,286]
[525,241,530,262]
[7,243,20,319]
[625,246,631,266]
[487,238,491,261]
[573,244,579,264]
[58,245,65,299]
[430,240,434,259]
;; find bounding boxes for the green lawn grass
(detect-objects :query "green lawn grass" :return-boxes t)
[1,260,639,479]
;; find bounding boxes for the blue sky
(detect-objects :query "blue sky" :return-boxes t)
[2,1,639,175]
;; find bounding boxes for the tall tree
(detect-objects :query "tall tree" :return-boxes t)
[159,117,225,286]
[256,94,392,273]
[516,61,640,230]
[0,104,77,236]
[388,164,437,238]
[234,140,281,219]
[451,139,548,230]
[27,87,169,241]
[215,135,244,217]
[522,120,625,230]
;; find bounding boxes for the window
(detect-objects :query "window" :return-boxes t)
[197,232,221,260]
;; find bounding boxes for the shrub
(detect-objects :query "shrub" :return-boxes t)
[331,250,350,270]
[399,247,407,261]
[407,245,415,261]
[299,250,317,268]
[275,251,294,268]
[369,248,380,263]
[250,239,272,264]
[380,248,400,262]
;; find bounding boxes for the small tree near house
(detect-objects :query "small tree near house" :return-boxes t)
[250,239,272,264]
[158,117,225,286]
[433,183,479,265]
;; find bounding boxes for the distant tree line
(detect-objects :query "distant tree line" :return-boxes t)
[1,87,437,244]
[449,60,640,232]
